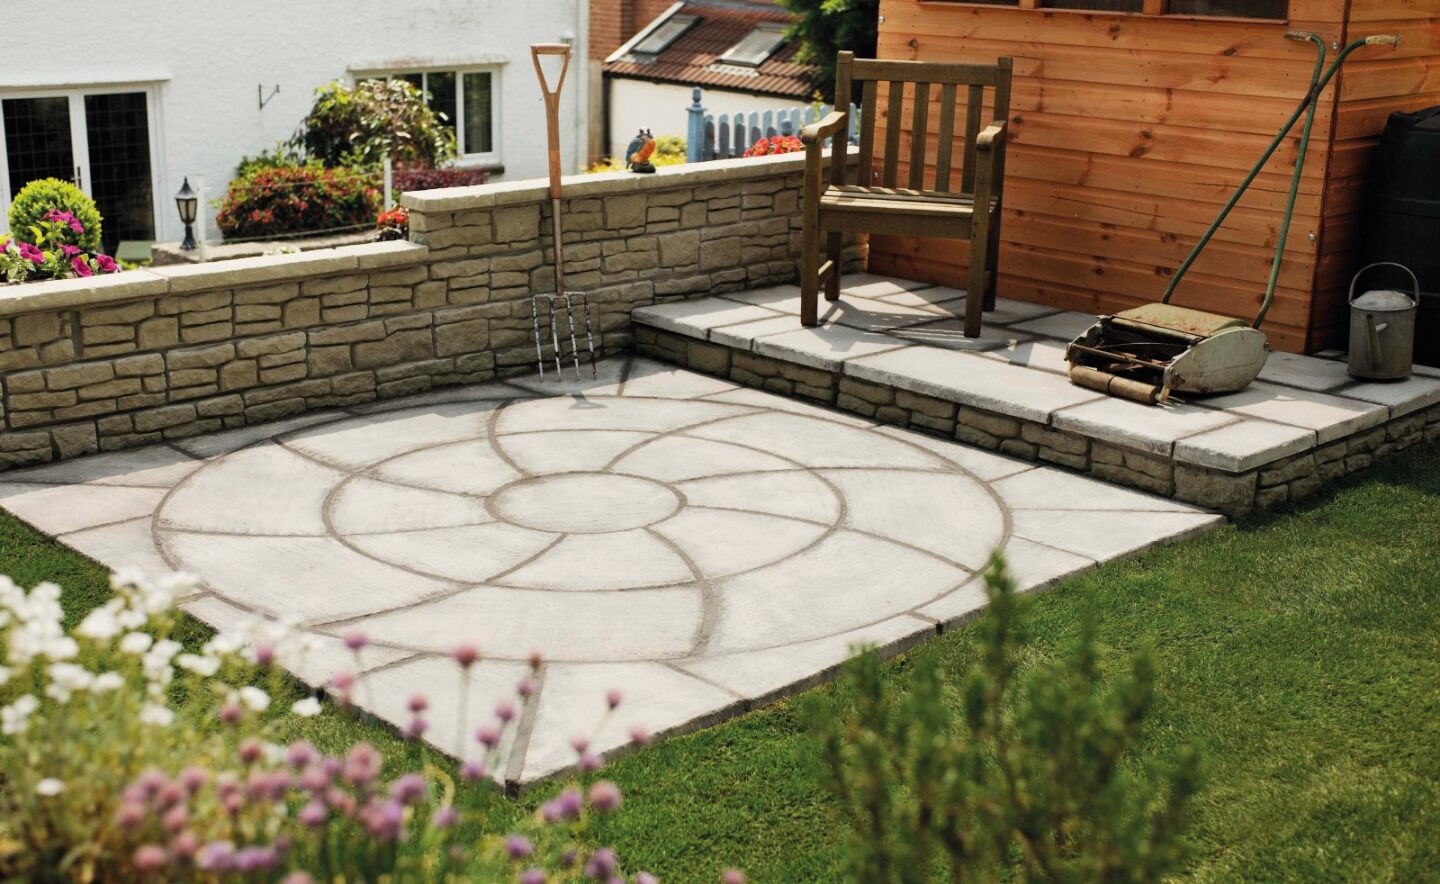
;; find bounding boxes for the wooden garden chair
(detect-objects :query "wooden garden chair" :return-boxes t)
[800,52,1014,337]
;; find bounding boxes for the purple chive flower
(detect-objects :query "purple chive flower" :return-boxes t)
[505,835,535,860]
[298,767,329,793]
[562,847,578,868]
[389,772,427,805]
[520,870,546,884]
[570,736,590,754]
[298,800,328,828]
[286,740,317,770]
[636,874,659,884]
[579,752,603,773]
[584,847,617,879]
[169,830,198,861]
[459,760,487,782]
[722,870,746,884]
[407,694,428,714]
[239,738,263,766]
[281,873,315,884]
[528,650,544,670]
[137,768,168,798]
[541,800,562,823]
[253,642,276,666]
[475,724,500,749]
[495,700,515,723]
[196,841,236,873]
[404,717,429,739]
[321,756,343,779]
[132,844,169,871]
[557,788,583,819]
[344,743,382,786]
[162,805,188,833]
[343,630,367,651]
[606,689,622,710]
[235,846,276,873]
[330,671,356,695]
[157,781,186,809]
[517,677,537,697]
[452,644,479,668]
[179,767,208,794]
[115,802,145,830]
[629,726,651,747]
[588,780,622,812]
[218,703,243,725]
[433,804,459,828]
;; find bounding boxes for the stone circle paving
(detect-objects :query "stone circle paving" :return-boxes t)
[0,357,1221,784]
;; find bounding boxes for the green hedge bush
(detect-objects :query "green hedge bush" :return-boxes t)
[296,79,456,168]
[6,178,102,253]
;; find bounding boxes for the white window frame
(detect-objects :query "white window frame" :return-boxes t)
[353,66,503,169]
[0,83,166,242]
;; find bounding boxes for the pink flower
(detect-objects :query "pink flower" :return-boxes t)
[459,760,487,782]
[475,724,500,748]
[408,694,428,713]
[588,780,621,812]
[61,244,81,257]
[452,644,479,668]
[505,834,534,860]
[71,255,92,277]
[629,726,651,747]
[132,844,169,871]
[606,689,622,710]
[69,219,84,234]
[433,804,459,828]
[343,630,367,651]
[18,243,43,264]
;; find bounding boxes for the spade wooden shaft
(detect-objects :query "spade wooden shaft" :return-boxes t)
[532,43,571,293]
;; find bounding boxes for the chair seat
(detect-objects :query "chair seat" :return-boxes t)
[818,185,996,238]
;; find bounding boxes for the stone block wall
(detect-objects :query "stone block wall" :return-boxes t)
[0,153,852,471]
[636,325,1440,518]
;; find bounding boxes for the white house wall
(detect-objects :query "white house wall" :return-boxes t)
[606,77,812,160]
[0,0,587,243]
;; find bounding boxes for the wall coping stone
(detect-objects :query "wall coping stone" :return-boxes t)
[0,241,429,318]
[400,150,839,212]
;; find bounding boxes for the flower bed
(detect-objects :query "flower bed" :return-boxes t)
[1,209,120,285]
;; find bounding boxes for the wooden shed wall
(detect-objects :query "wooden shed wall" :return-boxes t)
[865,0,1422,354]
[1313,0,1440,350]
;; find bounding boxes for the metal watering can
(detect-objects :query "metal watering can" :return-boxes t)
[1348,262,1419,380]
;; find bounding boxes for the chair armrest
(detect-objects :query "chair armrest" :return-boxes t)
[976,120,1007,151]
[801,111,848,145]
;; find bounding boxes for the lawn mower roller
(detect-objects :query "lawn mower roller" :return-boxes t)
[1066,31,1401,405]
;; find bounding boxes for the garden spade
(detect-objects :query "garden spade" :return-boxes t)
[529,42,596,381]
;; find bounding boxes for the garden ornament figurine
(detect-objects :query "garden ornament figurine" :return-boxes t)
[626,129,657,173]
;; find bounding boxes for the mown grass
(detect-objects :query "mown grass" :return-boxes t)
[8,442,1438,882]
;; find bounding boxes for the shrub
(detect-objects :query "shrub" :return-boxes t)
[1,211,120,284]
[391,164,490,194]
[0,570,670,881]
[808,553,1200,883]
[234,142,307,178]
[296,79,456,169]
[777,0,880,102]
[215,163,380,241]
[6,178,102,253]
[743,135,804,157]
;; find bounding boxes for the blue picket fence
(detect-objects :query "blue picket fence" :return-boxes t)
[685,87,861,163]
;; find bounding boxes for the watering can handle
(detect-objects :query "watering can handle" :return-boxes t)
[1349,261,1420,307]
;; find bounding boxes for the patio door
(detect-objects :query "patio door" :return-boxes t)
[1,88,159,255]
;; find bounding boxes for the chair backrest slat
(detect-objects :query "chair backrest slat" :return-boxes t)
[835,51,1012,196]
[882,80,904,188]
[856,81,878,186]
[907,82,930,191]
[934,83,957,192]
[961,84,983,194]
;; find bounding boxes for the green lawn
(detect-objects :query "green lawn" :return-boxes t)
[9,442,1439,882]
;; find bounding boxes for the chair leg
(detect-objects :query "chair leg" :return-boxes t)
[824,232,844,302]
[966,229,989,338]
[984,208,1002,310]
[800,220,821,327]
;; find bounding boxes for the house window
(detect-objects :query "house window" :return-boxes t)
[1041,0,1142,9]
[365,69,499,164]
[633,14,701,62]
[718,23,789,68]
[1166,0,1286,16]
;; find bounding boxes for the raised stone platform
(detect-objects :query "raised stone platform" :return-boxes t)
[634,277,1440,516]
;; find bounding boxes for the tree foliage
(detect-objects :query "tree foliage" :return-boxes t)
[778,0,881,102]
[808,554,1200,882]
[6,178,102,254]
[295,79,457,169]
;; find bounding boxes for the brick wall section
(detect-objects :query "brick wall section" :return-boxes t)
[0,153,852,471]
[635,325,1440,518]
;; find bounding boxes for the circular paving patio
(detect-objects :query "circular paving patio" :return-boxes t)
[155,392,1007,663]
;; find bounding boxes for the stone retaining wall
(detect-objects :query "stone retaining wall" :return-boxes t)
[636,325,1440,517]
[0,153,857,470]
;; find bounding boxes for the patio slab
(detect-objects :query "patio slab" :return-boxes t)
[0,355,1222,786]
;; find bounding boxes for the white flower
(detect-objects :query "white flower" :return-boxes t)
[139,702,175,727]
[154,572,198,604]
[117,609,147,629]
[238,686,270,712]
[76,604,122,641]
[119,632,153,655]
[150,639,182,661]
[0,666,9,687]
[291,697,322,718]
[44,663,93,703]
[1,695,39,735]
[176,653,221,677]
[34,778,64,797]
[91,671,125,693]
[42,637,78,661]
